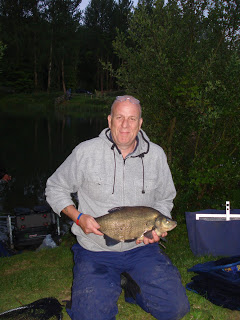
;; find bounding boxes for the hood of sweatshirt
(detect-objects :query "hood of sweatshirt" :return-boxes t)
[100,128,150,158]
[99,128,150,194]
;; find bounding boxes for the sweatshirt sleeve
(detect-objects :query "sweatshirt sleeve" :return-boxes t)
[45,147,80,215]
[154,149,176,218]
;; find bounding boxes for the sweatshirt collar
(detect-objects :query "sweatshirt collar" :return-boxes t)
[108,132,139,158]
[104,128,149,158]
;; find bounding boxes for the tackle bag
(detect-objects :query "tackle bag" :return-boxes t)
[14,206,53,229]
[186,256,240,310]
[185,202,240,256]
[13,206,58,249]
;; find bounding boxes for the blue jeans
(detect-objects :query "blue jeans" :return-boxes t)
[67,243,190,320]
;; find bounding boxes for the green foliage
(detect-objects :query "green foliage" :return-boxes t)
[56,93,110,119]
[0,0,133,93]
[6,70,34,92]
[0,40,6,72]
[113,0,240,212]
[82,0,133,91]
[0,92,58,114]
[0,0,82,92]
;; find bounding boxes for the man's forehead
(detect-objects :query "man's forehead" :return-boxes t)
[112,101,141,115]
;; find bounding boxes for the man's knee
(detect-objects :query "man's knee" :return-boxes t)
[70,261,122,320]
[166,292,190,320]
[144,291,190,320]
[132,266,190,320]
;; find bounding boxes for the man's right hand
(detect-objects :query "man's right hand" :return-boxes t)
[62,205,103,236]
[78,214,103,236]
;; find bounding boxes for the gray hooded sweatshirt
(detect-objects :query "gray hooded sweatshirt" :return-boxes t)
[45,128,176,252]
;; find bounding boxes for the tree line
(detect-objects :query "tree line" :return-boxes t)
[0,0,132,93]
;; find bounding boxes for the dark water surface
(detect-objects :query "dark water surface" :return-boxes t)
[0,107,107,213]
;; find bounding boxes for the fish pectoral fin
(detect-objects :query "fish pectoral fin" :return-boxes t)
[143,230,153,239]
[104,234,120,246]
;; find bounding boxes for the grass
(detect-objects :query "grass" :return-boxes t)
[0,91,113,119]
[56,93,112,119]
[0,92,58,114]
[0,218,240,320]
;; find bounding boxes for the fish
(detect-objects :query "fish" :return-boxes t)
[95,206,177,246]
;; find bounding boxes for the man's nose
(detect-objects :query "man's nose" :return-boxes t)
[121,118,129,127]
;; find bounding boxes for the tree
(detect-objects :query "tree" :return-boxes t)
[83,0,133,91]
[0,40,6,72]
[0,0,134,92]
[0,0,82,92]
[0,0,37,91]
[41,0,82,92]
[113,0,240,210]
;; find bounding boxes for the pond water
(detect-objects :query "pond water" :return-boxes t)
[0,105,107,214]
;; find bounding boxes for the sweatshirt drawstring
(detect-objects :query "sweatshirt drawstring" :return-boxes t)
[140,155,145,194]
[111,149,145,194]
[111,145,117,194]
[106,128,149,195]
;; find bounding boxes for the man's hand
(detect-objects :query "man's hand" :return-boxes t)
[136,231,168,245]
[62,205,103,236]
[78,214,103,236]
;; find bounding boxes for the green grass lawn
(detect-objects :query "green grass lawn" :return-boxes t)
[0,220,239,320]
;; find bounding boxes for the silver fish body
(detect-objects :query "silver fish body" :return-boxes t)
[95,206,177,244]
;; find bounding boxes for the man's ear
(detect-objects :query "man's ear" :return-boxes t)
[108,115,112,128]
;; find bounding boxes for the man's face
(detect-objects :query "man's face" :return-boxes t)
[108,100,143,152]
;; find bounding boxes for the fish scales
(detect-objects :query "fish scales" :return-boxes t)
[95,206,177,244]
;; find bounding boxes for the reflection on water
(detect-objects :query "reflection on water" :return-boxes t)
[0,107,107,213]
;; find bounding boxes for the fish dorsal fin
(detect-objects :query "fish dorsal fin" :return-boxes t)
[108,207,125,213]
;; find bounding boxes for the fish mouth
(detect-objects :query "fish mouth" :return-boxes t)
[166,222,177,231]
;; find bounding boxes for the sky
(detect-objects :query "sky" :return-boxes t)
[79,0,139,11]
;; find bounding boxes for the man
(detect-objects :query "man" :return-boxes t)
[45,95,190,320]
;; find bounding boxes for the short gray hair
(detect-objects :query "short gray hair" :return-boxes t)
[111,95,142,117]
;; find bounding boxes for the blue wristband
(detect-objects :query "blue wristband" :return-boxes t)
[76,213,83,225]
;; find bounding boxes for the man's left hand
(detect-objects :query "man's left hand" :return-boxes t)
[136,231,167,245]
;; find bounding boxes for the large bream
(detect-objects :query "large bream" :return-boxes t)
[96,206,177,246]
